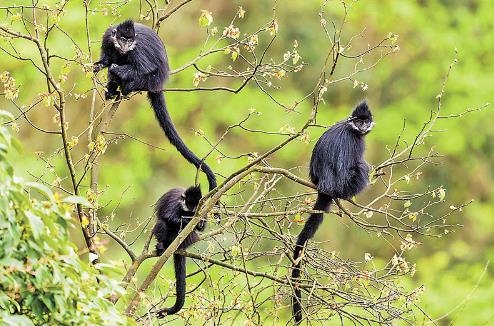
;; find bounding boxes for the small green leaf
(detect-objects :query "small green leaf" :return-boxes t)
[0,110,15,122]
[403,200,411,208]
[40,294,56,312]
[198,10,213,27]
[292,212,303,222]
[11,136,23,153]
[438,188,446,201]
[63,195,93,208]
[231,245,241,257]
[25,182,54,200]
[26,211,44,239]
[1,315,35,326]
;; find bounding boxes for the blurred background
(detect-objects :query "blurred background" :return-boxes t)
[1,0,493,324]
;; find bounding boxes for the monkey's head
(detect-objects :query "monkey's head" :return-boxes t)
[181,186,202,213]
[348,101,374,135]
[111,20,136,54]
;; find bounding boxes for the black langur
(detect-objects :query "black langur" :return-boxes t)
[93,20,217,191]
[152,185,205,316]
[292,101,374,323]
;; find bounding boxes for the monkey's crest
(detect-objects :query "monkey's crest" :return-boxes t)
[351,101,372,121]
[183,186,202,211]
[117,19,135,38]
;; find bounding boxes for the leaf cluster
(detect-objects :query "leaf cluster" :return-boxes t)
[0,111,130,325]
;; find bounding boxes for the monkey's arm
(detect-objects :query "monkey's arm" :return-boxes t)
[93,53,111,73]
[177,215,207,233]
[109,54,157,80]
[109,64,139,81]
[164,213,192,225]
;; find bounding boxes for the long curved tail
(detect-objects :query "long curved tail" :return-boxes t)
[292,193,332,324]
[157,254,186,316]
[148,91,217,191]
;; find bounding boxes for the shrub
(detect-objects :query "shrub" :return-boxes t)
[0,111,130,325]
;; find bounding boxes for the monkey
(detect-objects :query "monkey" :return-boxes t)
[152,185,205,317]
[93,20,217,192]
[291,101,374,323]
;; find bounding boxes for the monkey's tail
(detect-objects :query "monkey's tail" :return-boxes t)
[148,91,217,191]
[292,192,332,324]
[157,254,186,317]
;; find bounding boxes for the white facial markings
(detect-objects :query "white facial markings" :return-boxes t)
[349,121,360,131]
[111,32,135,53]
[367,121,376,132]
[128,40,136,51]
[180,200,190,212]
[112,37,121,50]
[349,119,374,135]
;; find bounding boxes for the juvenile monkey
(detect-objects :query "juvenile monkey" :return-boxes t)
[152,186,204,316]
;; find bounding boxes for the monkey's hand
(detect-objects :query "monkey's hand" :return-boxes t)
[93,62,104,73]
[109,63,120,75]
[196,218,206,232]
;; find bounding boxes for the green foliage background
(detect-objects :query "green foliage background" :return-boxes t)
[0,112,130,325]
[1,0,493,324]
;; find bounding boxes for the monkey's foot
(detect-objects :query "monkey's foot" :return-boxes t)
[104,90,120,100]
[120,86,136,98]
[155,243,165,256]
[213,205,222,224]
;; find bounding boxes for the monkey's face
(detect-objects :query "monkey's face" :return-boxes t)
[348,117,374,135]
[111,27,136,54]
[348,101,374,135]
[181,186,202,212]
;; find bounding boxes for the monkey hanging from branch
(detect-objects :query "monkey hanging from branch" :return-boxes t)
[292,101,374,324]
[94,20,217,192]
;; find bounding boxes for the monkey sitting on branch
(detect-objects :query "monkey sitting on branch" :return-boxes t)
[292,101,374,324]
[93,19,217,192]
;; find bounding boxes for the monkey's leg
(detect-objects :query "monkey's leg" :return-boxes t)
[105,70,121,100]
[105,80,120,100]
[120,76,148,96]
[156,242,166,256]
[120,81,136,96]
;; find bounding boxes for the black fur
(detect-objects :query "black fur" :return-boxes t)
[94,20,217,191]
[292,101,374,323]
[152,186,205,317]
